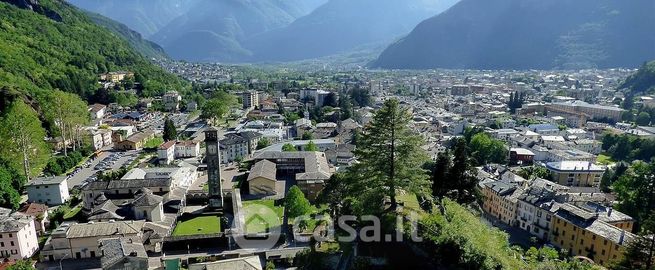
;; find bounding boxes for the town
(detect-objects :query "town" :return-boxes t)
[1,61,655,270]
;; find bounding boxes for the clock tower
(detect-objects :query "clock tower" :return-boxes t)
[204,126,223,208]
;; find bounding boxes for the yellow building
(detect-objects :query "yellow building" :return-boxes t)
[115,130,155,151]
[545,161,605,187]
[247,160,279,196]
[550,204,635,266]
[481,180,522,226]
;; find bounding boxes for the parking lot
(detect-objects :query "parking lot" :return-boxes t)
[66,150,140,189]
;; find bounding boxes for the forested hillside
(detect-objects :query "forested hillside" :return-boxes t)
[0,0,188,200]
[0,0,186,109]
[84,11,168,60]
[620,60,655,94]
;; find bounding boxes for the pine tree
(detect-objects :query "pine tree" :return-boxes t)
[447,138,477,203]
[348,99,429,212]
[431,151,452,198]
[163,117,177,141]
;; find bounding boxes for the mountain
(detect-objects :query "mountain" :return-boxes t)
[372,0,655,70]
[84,12,168,59]
[621,60,655,94]
[65,0,197,38]
[150,0,327,62]
[0,0,186,106]
[244,0,460,62]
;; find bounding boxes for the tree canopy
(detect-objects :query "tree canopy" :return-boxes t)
[286,186,311,219]
[345,98,429,213]
[163,117,177,141]
[282,143,297,152]
[304,141,319,152]
[0,100,50,180]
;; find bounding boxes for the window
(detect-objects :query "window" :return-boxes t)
[1,242,4,247]
[603,239,607,245]
[10,241,14,246]
[601,249,605,255]
[8,234,11,237]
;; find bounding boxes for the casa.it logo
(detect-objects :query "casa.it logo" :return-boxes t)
[232,203,282,249]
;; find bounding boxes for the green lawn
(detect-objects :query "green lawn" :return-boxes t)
[242,200,284,233]
[172,216,221,236]
[63,204,82,220]
[398,192,421,211]
[597,153,615,165]
[144,137,164,149]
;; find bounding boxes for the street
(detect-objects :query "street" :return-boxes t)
[480,212,536,249]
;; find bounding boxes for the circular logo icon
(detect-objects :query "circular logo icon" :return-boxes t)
[232,203,282,249]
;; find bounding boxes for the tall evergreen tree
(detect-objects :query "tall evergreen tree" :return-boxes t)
[163,117,177,141]
[447,138,478,203]
[431,151,452,198]
[347,99,429,212]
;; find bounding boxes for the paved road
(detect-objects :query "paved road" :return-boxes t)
[481,212,536,248]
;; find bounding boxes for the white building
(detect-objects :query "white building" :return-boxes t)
[175,141,200,158]
[163,91,182,111]
[26,176,70,206]
[300,88,331,107]
[157,141,176,165]
[239,91,260,109]
[88,104,106,120]
[87,128,112,150]
[220,134,249,164]
[0,208,39,260]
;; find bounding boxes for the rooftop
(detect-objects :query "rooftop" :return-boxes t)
[27,176,67,186]
[66,221,145,239]
[546,161,604,172]
[247,160,277,182]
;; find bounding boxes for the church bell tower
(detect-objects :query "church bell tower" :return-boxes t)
[204,126,223,208]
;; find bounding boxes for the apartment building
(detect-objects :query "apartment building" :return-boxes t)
[25,176,70,206]
[545,161,605,187]
[550,204,635,266]
[239,91,260,109]
[549,100,624,122]
[481,179,522,226]
[0,208,39,260]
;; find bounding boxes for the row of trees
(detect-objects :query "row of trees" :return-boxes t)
[601,133,655,161]
[43,90,90,156]
[200,90,238,126]
[507,91,526,114]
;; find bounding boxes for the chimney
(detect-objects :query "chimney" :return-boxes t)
[608,207,612,217]
[619,229,626,244]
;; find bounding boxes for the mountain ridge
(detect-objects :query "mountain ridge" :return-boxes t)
[371,0,655,70]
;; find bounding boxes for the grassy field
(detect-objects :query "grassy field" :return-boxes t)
[398,192,421,211]
[144,137,164,149]
[596,153,615,165]
[242,200,284,233]
[63,204,82,220]
[172,216,221,236]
